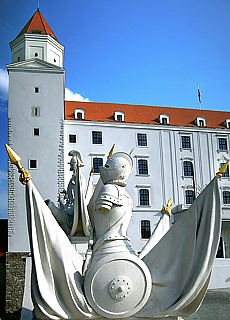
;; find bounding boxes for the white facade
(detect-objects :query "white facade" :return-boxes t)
[64,120,230,252]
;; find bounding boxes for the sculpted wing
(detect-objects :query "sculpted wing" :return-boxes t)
[136,177,221,318]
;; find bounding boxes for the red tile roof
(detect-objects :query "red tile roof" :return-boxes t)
[65,101,230,129]
[16,9,58,41]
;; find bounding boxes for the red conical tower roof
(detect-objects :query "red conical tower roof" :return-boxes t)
[16,9,58,41]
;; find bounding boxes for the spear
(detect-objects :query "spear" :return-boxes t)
[5,143,32,185]
[216,160,230,178]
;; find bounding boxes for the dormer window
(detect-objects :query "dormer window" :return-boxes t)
[159,114,169,125]
[196,116,206,127]
[114,111,124,122]
[74,109,85,120]
[225,119,230,129]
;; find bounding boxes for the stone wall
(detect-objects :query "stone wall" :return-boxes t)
[5,252,30,314]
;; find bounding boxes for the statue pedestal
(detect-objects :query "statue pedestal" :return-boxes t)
[20,257,33,320]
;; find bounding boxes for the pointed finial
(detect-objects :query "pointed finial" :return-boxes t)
[216,160,230,178]
[129,148,134,155]
[37,0,40,11]
[107,144,115,159]
[5,143,32,185]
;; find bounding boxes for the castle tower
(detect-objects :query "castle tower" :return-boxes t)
[7,9,65,252]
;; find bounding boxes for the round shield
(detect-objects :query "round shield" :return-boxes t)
[84,253,152,318]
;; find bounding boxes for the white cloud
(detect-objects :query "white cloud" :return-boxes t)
[0,69,9,102]
[65,88,90,102]
[0,170,7,183]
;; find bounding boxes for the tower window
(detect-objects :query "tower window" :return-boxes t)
[218,138,228,151]
[181,136,191,149]
[93,158,103,174]
[29,159,37,169]
[185,190,194,205]
[34,87,39,93]
[223,191,230,204]
[141,220,151,239]
[137,133,147,147]
[33,128,40,136]
[69,134,77,143]
[139,189,150,206]
[183,161,193,177]
[31,106,40,117]
[34,52,38,57]
[138,159,148,175]
[92,131,102,144]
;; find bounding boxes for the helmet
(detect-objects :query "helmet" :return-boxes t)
[100,152,133,186]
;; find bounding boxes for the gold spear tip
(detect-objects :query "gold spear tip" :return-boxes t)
[5,143,21,166]
[107,144,115,159]
[216,160,230,178]
[4,143,32,184]
[129,148,134,155]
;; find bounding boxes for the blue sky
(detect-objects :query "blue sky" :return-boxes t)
[0,0,230,218]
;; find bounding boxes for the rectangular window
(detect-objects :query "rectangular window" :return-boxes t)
[34,87,39,93]
[181,136,191,149]
[69,134,77,143]
[116,114,123,121]
[31,106,40,117]
[223,191,230,204]
[185,190,194,205]
[138,159,148,175]
[33,128,40,136]
[93,157,103,174]
[218,138,228,151]
[141,220,151,239]
[137,133,147,147]
[183,161,193,177]
[199,120,204,127]
[139,189,150,206]
[92,131,102,144]
[29,159,37,169]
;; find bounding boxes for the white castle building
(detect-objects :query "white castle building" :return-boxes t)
[7,9,230,290]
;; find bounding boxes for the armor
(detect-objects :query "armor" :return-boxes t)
[100,152,133,186]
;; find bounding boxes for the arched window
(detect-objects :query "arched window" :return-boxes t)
[74,109,85,120]
[183,161,193,177]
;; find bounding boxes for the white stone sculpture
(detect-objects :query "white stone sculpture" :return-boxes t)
[5,144,225,319]
[45,150,92,236]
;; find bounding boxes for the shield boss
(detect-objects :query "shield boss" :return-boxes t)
[84,253,151,318]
